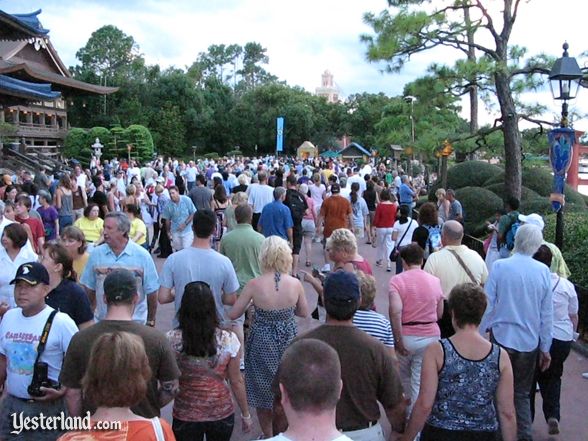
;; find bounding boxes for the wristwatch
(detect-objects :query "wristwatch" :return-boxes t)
[146,320,156,327]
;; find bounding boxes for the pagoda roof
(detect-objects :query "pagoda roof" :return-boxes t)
[0,60,118,95]
[0,74,60,101]
[0,9,48,39]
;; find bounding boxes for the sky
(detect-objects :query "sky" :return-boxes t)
[4,0,588,128]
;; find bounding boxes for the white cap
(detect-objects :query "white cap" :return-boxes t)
[518,213,545,230]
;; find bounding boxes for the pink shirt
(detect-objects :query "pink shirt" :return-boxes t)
[389,269,443,337]
[303,196,315,220]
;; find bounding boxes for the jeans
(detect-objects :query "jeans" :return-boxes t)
[494,340,538,441]
[530,338,572,422]
[58,214,73,231]
[399,334,439,411]
[376,227,394,267]
[173,414,234,441]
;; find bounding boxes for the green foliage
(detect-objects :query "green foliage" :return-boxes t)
[150,104,186,158]
[125,125,154,161]
[484,184,540,202]
[226,150,242,157]
[455,186,504,235]
[63,128,91,165]
[204,152,220,159]
[544,212,588,287]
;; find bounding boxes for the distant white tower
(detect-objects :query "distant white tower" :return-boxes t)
[315,70,340,103]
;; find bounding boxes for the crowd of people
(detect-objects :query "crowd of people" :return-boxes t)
[0,152,580,441]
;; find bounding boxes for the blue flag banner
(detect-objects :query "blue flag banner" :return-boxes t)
[548,127,575,212]
[276,117,284,152]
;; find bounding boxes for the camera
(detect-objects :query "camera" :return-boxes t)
[27,362,61,397]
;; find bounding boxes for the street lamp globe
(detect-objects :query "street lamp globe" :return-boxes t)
[549,42,583,127]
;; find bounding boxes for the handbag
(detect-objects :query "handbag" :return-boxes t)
[390,219,413,262]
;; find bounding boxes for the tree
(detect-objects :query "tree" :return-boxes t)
[150,104,187,158]
[63,128,91,165]
[125,125,154,162]
[361,0,552,200]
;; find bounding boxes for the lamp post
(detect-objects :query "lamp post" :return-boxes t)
[92,138,103,162]
[404,96,416,176]
[192,145,197,162]
[548,42,583,251]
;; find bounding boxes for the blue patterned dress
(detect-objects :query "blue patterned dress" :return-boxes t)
[244,306,297,409]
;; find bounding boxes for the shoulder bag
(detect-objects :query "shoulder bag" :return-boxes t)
[447,249,478,285]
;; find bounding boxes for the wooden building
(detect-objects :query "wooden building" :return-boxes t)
[0,9,116,157]
[339,142,372,162]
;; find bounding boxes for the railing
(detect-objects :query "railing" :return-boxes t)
[15,124,67,139]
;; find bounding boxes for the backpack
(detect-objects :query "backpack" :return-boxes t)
[286,189,307,222]
[424,224,442,259]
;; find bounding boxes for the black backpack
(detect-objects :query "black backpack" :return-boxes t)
[286,189,307,222]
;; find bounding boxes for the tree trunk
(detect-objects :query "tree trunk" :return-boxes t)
[494,70,522,201]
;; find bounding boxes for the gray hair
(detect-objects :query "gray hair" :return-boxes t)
[105,212,131,236]
[339,176,347,188]
[299,183,309,195]
[513,224,543,256]
[274,186,286,201]
[442,220,464,244]
[37,190,52,202]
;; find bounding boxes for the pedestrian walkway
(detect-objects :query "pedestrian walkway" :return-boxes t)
[154,238,588,441]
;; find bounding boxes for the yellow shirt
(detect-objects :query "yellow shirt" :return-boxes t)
[74,217,104,243]
[130,218,147,245]
[73,252,89,282]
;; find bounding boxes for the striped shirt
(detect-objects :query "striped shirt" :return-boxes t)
[353,309,395,347]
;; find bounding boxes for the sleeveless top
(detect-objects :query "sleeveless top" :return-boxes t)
[72,186,85,210]
[427,339,500,432]
[59,190,73,216]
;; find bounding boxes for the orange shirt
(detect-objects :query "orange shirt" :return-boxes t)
[320,195,352,238]
[57,418,175,441]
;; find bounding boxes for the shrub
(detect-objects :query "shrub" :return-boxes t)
[484,183,541,203]
[455,186,504,235]
[63,128,91,166]
[204,152,220,159]
[125,125,154,162]
[226,150,242,157]
[544,211,588,288]
[445,161,503,189]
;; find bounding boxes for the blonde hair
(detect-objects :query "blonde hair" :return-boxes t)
[435,188,446,199]
[82,332,151,408]
[126,184,136,197]
[231,191,249,206]
[238,174,249,186]
[326,228,357,256]
[259,236,293,274]
[356,270,377,310]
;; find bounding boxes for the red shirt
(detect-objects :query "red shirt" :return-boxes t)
[16,216,45,253]
[373,203,397,228]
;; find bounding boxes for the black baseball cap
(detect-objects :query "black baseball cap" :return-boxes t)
[323,271,360,304]
[10,262,50,286]
[104,268,137,302]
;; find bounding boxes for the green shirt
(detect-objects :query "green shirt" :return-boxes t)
[219,223,264,292]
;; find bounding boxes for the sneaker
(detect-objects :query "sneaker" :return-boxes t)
[582,372,588,379]
[321,264,331,273]
[386,266,392,272]
[547,417,560,435]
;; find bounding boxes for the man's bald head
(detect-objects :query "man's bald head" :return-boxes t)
[442,220,464,245]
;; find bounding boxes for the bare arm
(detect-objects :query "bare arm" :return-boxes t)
[0,354,6,386]
[147,291,158,323]
[158,286,174,305]
[65,388,82,417]
[54,188,62,209]
[229,283,254,320]
[436,298,444,320]
[295,282,310,318]
[85,287,96,312]
[158,379,179,408]
[227,351,253,433]
[221,291,237,306]
[496,348,517,441]
[388,289,406,356]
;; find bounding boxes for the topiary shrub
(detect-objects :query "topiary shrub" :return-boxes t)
[455,186,504,235]
[519,197,552,215]
[446,161,503,189]
[204,152,220,159]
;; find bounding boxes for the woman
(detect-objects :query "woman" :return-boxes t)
[231,173,249,194]
[435,188,450,223]
[0,223,38,310]
[37,190,59,241]
[58,332,175,441]
[298,183,316,267]
[225,192,248,233]
[412,202,442,261]
[74,203,104,249]
[107,178,121,212]
[374,189,398,272]
[71,174,88,220]
[124,183,139,207]
[363,180,378,244]
[389,244,444,410]
[391,204,418,275]
[60,226,90,282]
[212,185,230,250]
[125,204,148,249]
[167,282,252,441]
[401,283,516,441]
[91,176,109,218]
[2,185,18,204]
[41,241,94,329]
[308,173,326,219]
[327,227,372,275]
[54,174,74,230]
[229,236,309,438]
[530,245,578,435]
[349,182,369,240]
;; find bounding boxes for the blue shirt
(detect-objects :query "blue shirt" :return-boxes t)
[399,183,415,204]
[480,253,553,352]
[258,200,293,240]
[80,240,160,324]
[162,195,196,233]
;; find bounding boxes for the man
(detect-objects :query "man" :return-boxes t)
[162,185,196,252]
[247,171,274,231]
[159,209,239,327]
[189,174,213,211]
[183,160,198,191]
[339,176,351,199]
[15,195,45,253]
[33,166,51,191]
[497,196,520,257]
[0,262,78,440]
[346,167,366,196]
[480,224,553,441]
[258,187,294,244]
[295,271,407,440]
[269,339,352,441]
[446,189,463,223]
[283,175,307,274]
[398,175,416,210]
[73,164,87,192]
[316,183,352,272]
[81,212,159,326]
[518,212,570,278]
[392,170,402,198]
[424,220,488,337]
[62,269,179,419]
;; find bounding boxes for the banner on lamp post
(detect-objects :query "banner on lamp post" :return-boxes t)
[276,117,284,153]
[547,127,575,212]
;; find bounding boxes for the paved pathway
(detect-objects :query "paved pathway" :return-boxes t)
[153,237,588,440]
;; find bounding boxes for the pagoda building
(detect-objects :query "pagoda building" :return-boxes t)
[315,70,340,104]
[0,9,117,157]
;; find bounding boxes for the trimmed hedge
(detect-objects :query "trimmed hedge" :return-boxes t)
[455,186,504,235]
[484,183,541,202]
